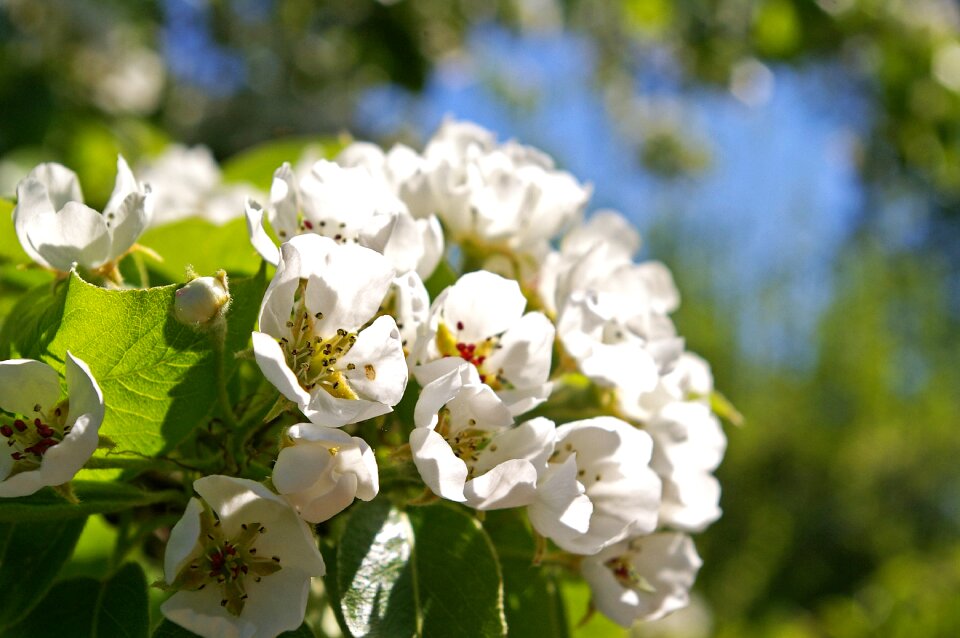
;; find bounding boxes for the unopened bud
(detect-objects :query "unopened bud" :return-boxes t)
[175,271,230,326]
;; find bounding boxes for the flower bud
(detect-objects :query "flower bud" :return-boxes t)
[174,271,230,326]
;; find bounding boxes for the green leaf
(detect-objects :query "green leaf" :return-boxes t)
[138,217,265,284]
[0,279,65,359]
[409,505,507,637]
[0,481,183,523]
[39,268,266,456]
[559,579,627,638]
[333,502,507,638]
[484,510,569,638]
[6,562,150,638]
[152,620,314,637]
[0,517,86,630]
[221,136,348,190]
[336,499,417,637]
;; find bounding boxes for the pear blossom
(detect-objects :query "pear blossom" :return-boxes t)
[13,156,153,275]
[337,142,434,218]
[245,159,442,278]
[410,360,555,509]
[410,270,555,416]
[581,532,702,627]
[420,119,591,258]
[253,234,407,427]
[272,423,378,523]
[619,352,714,422]
[161,475,325,638]
[541,211,684,398]
[0,353,104,497]
[528,416,661,555]
[139,144,259,227]
[646,402,726,532]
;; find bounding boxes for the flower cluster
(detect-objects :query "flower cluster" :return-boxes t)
[4,119,728,637]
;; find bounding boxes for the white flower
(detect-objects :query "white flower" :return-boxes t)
[619,352,714,422]
[272,423,378,523]
[138,144,258,227]
[421,119,590,257]
[383,270,431,357]
[544,213,684,397]
[647,402,726,533]
[161,475,326,638]
[246,159,441,278]
[0,353,104,497]
[253,234,408,427]
[410,270,555,416]
[13,156,153,273]
[410,361,555,509]
[581,532,702,627]
[528,417,661,555]
[336,141,437,222]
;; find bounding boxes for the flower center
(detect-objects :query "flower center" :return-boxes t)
[435,409,494,479]
[1,402,68,474]
[435,321,504,388]
[604,554,656,594]
[277,282,360,401]
[172,508,282,616]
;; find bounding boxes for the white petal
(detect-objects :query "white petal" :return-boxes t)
[252,331,312,407]
[268,163,302,242]
[340,315,408,406]
[164,498,203,583]
[26,201,111,270]
[0,359,60,415]
[473,417,555,476]
[415,216,444,279]
[257,240,303,337]
[161,589,255,638]
[528,455,593,546]
[273,443,336,495]
[26,162,83,210]
[440,271,527,343]
[297,473,358,523]
[244,198,280,265]
[13,177,56,268]
[307,243,394,334]
[485,311,555,390]
[413,360,472,429]
[409,428,467,502]
[303,387,392,428]
[464,459,538,510]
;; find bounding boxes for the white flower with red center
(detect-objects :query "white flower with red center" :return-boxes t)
[246,159,441,278]
[410,360,555,509]
[580,532,702,627]
[0,353,104,497]
[161,475,326,638]
[528,416,661,555]
[272,423,379,524]
[252,234,408,427]
[409,270,555,416]
[13,156,153,277]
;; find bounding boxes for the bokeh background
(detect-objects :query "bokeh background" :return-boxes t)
[2,1,959,636]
